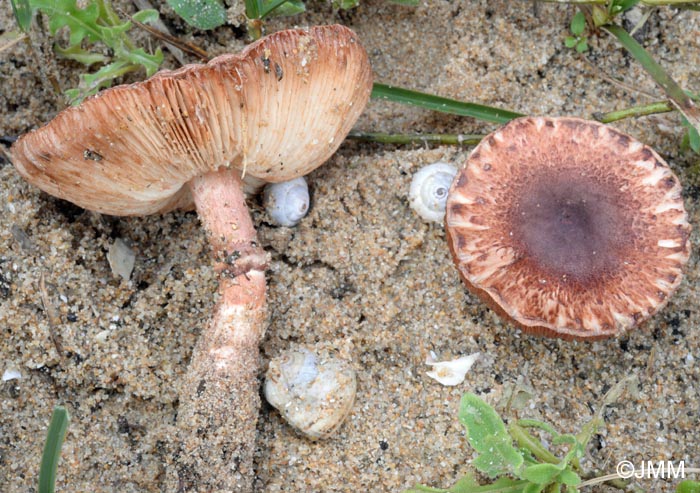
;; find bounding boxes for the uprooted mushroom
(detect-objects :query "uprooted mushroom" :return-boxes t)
[445,117,691,340]
[10,25,373,491]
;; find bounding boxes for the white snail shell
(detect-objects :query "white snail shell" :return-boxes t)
[263,177,310,227]
[409,161,458,222]
[264,348,357,440]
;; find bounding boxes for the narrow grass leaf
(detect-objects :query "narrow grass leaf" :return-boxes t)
[681,117,700,153]
[245,0,263,18]
[10,0,33,32]
[372,83,523,124]
[260,0,305,18]
[604,24,700,132]
[38,406,70,493]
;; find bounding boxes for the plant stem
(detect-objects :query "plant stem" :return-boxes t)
[371,83,523,124]
[579,473,633,489]
[347,131,484,146]
[509,423,561,465]
[594,101,673,123]
[603,24,700,131]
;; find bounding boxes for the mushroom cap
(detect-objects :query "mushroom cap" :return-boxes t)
[10,25,373,216]
[445,117,691,340]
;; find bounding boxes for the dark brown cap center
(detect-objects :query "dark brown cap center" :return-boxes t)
[511,170,632,283]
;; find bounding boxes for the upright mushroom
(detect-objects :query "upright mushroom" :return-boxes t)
[10,25,372,491]
[445,117,691,340]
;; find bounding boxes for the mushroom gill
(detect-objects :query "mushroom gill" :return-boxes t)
[445,116,691,340]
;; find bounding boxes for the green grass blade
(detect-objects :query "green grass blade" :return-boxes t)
[39,406,70,493]
[347,131,483,146]
[603,24,700,131]
[371,83,523,125]
[10,0,33,32]
[245,0,263,18]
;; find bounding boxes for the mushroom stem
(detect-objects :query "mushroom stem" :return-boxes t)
[172,167,268,491]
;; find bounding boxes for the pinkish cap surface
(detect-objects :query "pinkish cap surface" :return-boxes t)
[446,117,691,340]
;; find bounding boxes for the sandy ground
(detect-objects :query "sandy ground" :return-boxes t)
[1,1,699,492]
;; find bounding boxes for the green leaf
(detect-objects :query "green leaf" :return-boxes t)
[117,46,163,76]
[459,394,524,478]
[522,483,544,493]
[558,469,581,486]
[132,8,160,24]
[69,59,136,104]
[611,0,640,15]
[521,463,562,485]
[678,481,700,493]
[10,0,33,32]
[564,36,577,48]
[576,40,588,53]
[54,43,107,65]
[570,11,585,36]
[38,406,70,493]
[372,83,523,125]
[30,0,103,45]
[166,0,227,29]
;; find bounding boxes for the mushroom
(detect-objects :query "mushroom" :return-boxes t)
[445,117,691,340]
[9,25,372,490]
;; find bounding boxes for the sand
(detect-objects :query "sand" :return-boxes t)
[1,1,699,492]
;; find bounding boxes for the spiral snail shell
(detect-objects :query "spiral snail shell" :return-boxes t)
[264,348,357,439]
[263,177,310,227]
[409,161,458,222]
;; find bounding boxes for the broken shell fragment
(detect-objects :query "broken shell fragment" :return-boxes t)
[409,161,458,222]
[264,348,356,439]
[263,177,310,227]
[425,352,480,386]
[107,238,136,281]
